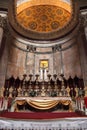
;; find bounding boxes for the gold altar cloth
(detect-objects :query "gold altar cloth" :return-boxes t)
[28,99,59,110]
[11,97,72,111]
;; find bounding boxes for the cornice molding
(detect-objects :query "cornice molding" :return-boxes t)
[8,20,79,54]
[8,19,79,47]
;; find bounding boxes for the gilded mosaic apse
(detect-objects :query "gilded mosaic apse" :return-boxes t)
[17,5,71,32]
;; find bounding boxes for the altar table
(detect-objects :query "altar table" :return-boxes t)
[10,96,73,112]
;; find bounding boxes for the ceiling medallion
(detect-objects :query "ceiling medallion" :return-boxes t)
[56,9,63,15]
[28,21,37,30]
[51,21,60,30]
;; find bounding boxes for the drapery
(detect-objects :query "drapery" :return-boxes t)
[16,99,71,110]
[17,99,59,110]
[11,97,72,111]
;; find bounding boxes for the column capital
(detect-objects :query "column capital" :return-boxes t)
[0,15,4,27]
[79,13,87,27]
[0,15,10,35]
[0,15,7,28]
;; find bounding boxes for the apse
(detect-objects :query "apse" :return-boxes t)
[6,0,80,78]
[0,2,87,128]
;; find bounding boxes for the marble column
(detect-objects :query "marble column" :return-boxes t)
[59,46,64,75]
[0,16,4,48]
[84,14,87,40]
[0,16,9,87]
[78,20,87,86]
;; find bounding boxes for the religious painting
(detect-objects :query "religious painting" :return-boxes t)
[40,59,49,69]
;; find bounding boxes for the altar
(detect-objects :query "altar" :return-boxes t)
[10,96,73,112]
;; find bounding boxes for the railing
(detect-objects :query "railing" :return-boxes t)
[0,117,87,130]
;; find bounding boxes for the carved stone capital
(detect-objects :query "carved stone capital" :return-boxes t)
[52,45,62,52]
[0,15,10,35]
[27,45,36,53]
[0,15,4,27]
[80,13,87,27]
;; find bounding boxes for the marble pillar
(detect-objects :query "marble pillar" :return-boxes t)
[0,27,3,48]
[0,16,4,48]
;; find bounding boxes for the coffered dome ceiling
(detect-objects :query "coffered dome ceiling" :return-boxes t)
[8,0,78,41]
[17,5,71,32]
[16,0,72,33]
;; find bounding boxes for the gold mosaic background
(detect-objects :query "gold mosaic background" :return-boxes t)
[17,5,71,32]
